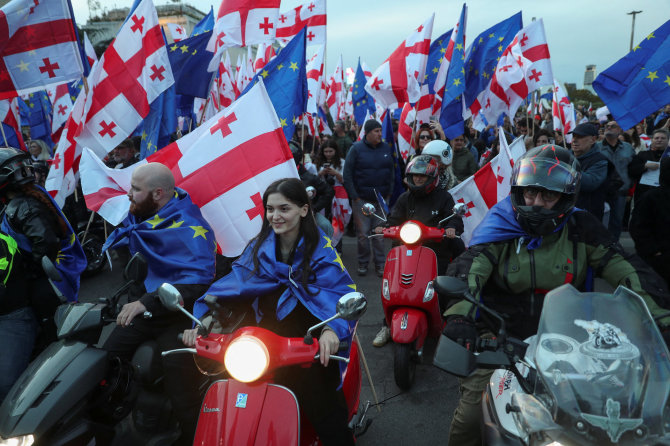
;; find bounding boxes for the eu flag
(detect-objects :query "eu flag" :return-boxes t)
[592,19,670,130]
[191,6,214,36]
[440,4,468,139]
[462,12,522,110]
[425,29,453,94]
[20,91,53,150]
[242,28,308,141]
[138,84,176,159]
[352,59,376,126]
[167,31,215,99]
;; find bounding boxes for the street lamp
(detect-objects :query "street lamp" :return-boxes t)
[628,10,642,52]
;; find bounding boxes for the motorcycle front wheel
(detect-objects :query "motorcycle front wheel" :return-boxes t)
[393,342,416,390]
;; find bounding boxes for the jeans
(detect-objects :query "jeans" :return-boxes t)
[352,201,386,268]
[0,307,38,404]
[607,194,627,241]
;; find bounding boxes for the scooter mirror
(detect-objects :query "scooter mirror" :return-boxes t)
[123,252,148,283]
[158,283,184,311]
[336,292,367,321]
[361,203,376,217]
[452,202,468,217]
[306,186,316,199]
[434,276,469,299]
[41,256,62,282]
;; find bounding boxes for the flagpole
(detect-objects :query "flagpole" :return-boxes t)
[530,91,536,139]
[524,97,530,139]
[354,332,382,413]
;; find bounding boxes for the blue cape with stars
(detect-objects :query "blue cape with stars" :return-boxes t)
[102,188,216,292]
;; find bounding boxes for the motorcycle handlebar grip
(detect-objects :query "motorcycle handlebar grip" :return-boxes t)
[177,332,184,342]
[338,341,349,351]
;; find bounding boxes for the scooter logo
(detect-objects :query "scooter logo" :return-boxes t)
[496,371,513,399]
[202,404,221,413]
[235,393,248,408]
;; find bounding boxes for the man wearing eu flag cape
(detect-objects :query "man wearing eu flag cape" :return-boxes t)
[101,163,216,445]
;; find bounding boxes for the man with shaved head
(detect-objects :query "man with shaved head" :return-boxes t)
[102,162,216,445]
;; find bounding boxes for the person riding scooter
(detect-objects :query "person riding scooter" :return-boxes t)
[441,144,670,446]
[372,154,464,347]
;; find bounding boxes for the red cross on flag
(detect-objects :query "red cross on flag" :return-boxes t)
[215,53,236,109]
[552,79,576,144]
[327,55,345,120]
[207,0,281,71]
[48,83,73,143]
[74,0,174,159]
[0,97,25,150]
[365,14,434,110]
[469,19,553,125]
[166,23,187,42]
[448,129,513,245]
[80,79,299,257]
[276,0,326,46]
[0,0,85,100]
[306,44,325,114]
[253,42,276,73]
[398,103,416,162]
[330,185,351,247]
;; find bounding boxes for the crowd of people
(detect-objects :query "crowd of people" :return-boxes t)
[1,98,669,444]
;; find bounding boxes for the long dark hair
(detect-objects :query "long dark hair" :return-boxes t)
[249,178,320,291]
[315,139,342,170]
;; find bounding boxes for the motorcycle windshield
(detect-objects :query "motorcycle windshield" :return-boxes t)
[530,284,670,443]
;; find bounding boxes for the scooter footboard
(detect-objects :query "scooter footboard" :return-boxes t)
[390,308,427,346]
[194,380,301,446]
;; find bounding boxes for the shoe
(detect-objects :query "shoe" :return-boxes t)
[375,265,384,277]
[373,326,391,347]
[357,265,368,276]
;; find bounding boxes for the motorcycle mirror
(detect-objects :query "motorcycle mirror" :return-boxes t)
[452,202,467,217]
[434,276,469,299]
[306,186,316,199]
[41,256,62,282]
[361,203,375,217]
[433,334,477,377]
[336,292,367,321]
[158,283,184,311]
[123,252,148,283]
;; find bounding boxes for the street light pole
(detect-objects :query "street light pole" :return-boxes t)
[628,10,642,51]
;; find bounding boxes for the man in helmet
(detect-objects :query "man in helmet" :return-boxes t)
[421,139,457,190]
[371,154,464,347]
[442,144,670,446]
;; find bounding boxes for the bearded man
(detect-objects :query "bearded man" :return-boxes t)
[101,163,216,445]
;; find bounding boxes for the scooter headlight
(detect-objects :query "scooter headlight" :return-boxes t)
[224,336,269,383]
[382,278,390,300]
[423,281,435,302]
[0,435,35,446]
[399,222,421,244]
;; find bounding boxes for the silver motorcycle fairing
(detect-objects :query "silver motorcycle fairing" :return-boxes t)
[0,340,107,438]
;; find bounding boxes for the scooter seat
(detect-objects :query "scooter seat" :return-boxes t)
[131,341,163,386]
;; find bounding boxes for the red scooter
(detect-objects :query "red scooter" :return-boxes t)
[158,285,371,445]
[363,203,466,389]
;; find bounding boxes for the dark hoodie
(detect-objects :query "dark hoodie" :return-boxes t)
[630,157,670,284]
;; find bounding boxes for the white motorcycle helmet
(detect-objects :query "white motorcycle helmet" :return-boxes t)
[421,140,453,166]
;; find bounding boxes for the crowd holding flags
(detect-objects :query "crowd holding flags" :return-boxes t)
[1,0,669,257]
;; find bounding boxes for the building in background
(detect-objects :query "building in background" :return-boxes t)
[583,64,597,93]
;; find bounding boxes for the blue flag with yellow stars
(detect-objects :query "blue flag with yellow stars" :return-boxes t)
[1,185,85,302]
[440,4,468,139]
[463,12,522,111]
[593,19,670,130]
[241,28,308,141]
[425,29,453,94]
[193,229,357,383]
[19,91,54,151]
[102,188,216,293]
[353,58,376,126]
[191,6,214,36]
[167,31,215,99]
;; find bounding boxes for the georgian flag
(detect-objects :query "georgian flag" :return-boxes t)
[276,0,326,46]
[75,0,174,159]
[83,32,98,68]
[326,55,344,120]
[253,42,275,73]
[80,79,299,257]
[552,79,576,144]
[166,23,187,42]
[398,102,416,162]
[0,97,25,150]
[49,83,73,142]
[331,185,351,247]
[306,44,324,115]
[365,14,434,110]
[216,53,236,109]
[469,19,553,125]
[448,128,513,245]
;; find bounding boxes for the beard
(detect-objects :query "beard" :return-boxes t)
[129,195,159,219]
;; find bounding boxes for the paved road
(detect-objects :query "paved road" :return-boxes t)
[79,233,636,446]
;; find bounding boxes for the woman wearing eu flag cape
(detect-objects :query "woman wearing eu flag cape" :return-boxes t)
[184,177,358,445]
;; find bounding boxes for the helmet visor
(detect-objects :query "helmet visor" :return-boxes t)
[512,158,579,194]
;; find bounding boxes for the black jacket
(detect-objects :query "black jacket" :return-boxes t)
[298,164,334,214]
[629,149,664,200]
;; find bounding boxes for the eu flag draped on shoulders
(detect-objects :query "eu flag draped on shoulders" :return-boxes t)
[102,188,216,293]
[241,27,308,141]
[193,229,356,381]
[1,185,86,302]
[592,19,670,131]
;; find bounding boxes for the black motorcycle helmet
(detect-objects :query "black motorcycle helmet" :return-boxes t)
[405,154,440,196]
[510,144,581,237]
[0,147,35,191]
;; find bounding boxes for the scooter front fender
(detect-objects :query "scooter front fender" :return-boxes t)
[194,379,302,446]
[390,308,428,347]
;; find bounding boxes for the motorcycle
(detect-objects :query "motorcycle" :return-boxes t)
[362,202,467,389]
[158,283,372,445]
[432,276,670,446]
[0,253,181,446]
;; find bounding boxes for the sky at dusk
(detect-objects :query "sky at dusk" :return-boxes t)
[71,0,670,89]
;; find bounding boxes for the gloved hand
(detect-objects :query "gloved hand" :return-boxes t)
[443,316,477,351]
